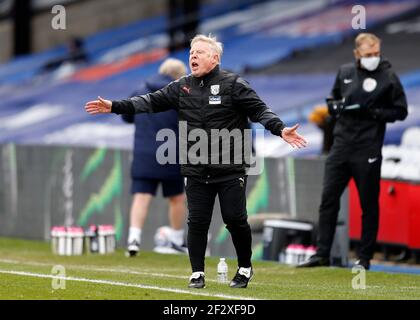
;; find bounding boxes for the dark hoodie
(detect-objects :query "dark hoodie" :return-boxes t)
[122,74,181,180]
[330,58,408,150]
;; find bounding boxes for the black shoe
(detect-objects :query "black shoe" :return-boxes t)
[296,255,330,268]
[171,242,188,254]
[154,242,188,254]
[188,272,205,289]
[126,240,140,257]
[230,267,253,288]
[354,259,370,270]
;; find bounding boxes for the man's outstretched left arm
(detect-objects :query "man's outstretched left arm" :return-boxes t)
[233,77,307,148]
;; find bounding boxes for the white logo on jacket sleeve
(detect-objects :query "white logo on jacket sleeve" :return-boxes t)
[363,78,377,92]
[210,85,220,95]
[344,78,353,84]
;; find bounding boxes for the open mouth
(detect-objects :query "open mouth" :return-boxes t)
[191,62,199,69]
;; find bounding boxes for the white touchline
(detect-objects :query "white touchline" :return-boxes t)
[0,258,191,280]
[0,269,260,300]
[0,258,279,286]
[0,258,215,281]
[1,260,420,293]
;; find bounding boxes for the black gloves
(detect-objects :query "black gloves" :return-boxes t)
[326,97,345,115]
[367,108,382,121]
[326,97,383,121]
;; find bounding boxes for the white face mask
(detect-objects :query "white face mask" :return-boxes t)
[360,56,380,71]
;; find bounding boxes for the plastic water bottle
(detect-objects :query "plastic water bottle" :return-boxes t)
[279,250,286,263]
[290,244,299,265]
[217,258,228,283]
[285,244,294,265]
[296,245,308,264]
[51,226,66,255]
[305,245,317,261]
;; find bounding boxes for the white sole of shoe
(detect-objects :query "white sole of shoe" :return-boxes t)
[153,246,187,254]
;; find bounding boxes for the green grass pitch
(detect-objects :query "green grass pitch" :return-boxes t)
[1,237,420,300]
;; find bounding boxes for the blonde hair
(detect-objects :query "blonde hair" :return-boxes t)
[159,58,187,80]
[355,33,381,49]
[190,34,223,63]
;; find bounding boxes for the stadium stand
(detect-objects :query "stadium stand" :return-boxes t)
[1,0,420,275]
[1,0,419,155]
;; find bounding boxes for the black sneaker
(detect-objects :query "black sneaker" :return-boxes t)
[126,240,140,257]
[171,242,188,254]
[296,255,330,268]
[188,272,205,289]
[154,242,188,254]
[354,259,370,270]
[230,267,253,288]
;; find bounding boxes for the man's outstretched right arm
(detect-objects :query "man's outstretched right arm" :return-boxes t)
[85,80,180,115]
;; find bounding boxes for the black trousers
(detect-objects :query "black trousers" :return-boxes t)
[185,176,252,272]
[316,146,382,260]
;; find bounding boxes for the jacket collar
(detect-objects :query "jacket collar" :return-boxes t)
[194,65,220,86]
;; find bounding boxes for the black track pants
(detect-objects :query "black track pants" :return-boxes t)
[316,146,382,260]
[185,176,252,272]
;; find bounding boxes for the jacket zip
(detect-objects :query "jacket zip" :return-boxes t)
[199,78,210,180]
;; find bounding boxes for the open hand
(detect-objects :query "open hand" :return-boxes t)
[281,124,308,148]
[85,96,112,114]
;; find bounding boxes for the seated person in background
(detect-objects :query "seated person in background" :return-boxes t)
[41,37,88,73]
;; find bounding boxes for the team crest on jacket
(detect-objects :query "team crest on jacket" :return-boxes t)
[211,85,220,95]
[363,78,377,92]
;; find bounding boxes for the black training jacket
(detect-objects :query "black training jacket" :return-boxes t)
[330,58,408,150]
[112,65,285,181]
